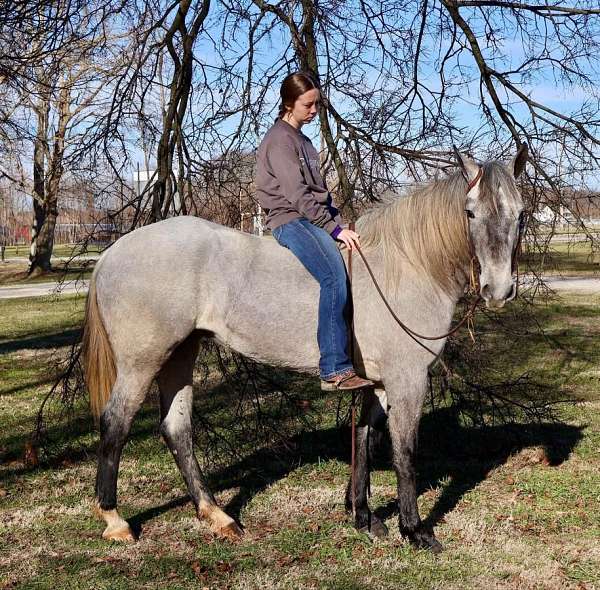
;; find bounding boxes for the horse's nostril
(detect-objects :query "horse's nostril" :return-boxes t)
[505,283,517,301]
[480,284,490,298]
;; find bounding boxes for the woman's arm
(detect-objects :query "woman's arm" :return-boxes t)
[269,137,340,235]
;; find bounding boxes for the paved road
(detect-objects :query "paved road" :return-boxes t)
[1,275,600,300]
[0,280,89,300]
[541,276,600,294]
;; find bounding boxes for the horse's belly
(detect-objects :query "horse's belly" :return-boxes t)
[216,278,321,373]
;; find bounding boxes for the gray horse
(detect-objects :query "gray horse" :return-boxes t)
[83,147,527,550]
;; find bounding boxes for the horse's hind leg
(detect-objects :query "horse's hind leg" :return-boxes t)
[157,335,243,540]
[345,388,389,538]
[94,369,154,542]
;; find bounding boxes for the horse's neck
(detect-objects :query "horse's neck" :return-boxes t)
[379,185,471,293]
[360,246,469,302]
[349,246,465,347]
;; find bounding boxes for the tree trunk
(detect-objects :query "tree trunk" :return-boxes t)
[29,95,52,276]
[150,0,210,223]
[29,199,57,276]
[29,76,70,276]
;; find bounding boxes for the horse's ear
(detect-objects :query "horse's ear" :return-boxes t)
[512,143,528,178]
[453,146,480,184]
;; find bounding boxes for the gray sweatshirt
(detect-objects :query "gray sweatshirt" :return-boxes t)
[255,118,342,234]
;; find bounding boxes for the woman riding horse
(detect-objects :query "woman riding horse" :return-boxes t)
[255,71,373,391]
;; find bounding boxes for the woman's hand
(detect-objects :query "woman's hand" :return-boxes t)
[336,227,361,251]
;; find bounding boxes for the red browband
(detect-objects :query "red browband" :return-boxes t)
[466,167,483,193]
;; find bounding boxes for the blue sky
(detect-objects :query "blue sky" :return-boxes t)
[126,1,599,189]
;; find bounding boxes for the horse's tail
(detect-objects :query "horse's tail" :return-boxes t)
[82,263,116,421]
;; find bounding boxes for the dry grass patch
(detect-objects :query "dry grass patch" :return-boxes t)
[2,283,600,589]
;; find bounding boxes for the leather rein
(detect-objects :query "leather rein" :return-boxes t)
[345,167,524,518]
[346,166,525,356]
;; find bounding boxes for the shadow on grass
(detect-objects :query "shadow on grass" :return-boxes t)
[129,496,192,538]
[1,386,584,541]
[0,328,81,355]
[0,376,57,397]
[0,404,159,482]
[378,406,583,529]
[124,404,584,537]
[2,318,585,539]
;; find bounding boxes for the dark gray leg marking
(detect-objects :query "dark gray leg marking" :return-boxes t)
[388,402,442,553]
[96,371,152,511]
[345,388,389,538]
[94,369,154,541]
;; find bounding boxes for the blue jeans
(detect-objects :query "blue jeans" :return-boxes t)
[272,218,353,379]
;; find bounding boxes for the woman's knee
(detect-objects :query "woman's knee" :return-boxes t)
[320,266,348,295]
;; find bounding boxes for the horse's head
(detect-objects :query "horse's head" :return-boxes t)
[455,145,528,309]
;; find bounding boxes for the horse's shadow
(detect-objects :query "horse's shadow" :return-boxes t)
[130,405,583,535]
[374,406,583,529]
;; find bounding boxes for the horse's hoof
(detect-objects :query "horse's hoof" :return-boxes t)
[214,521,244,541]
[407,528,443,553]
[102,524,136,543]
[359,517,389,539]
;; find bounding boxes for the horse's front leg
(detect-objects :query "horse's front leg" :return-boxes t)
[345,387,389,538]
[387,375,443,553]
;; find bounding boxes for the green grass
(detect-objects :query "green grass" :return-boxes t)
[0,242,98,286]
[1,243,103,259]
[1,293,599,589]
[521,240,600,275]
[0,262,94,286]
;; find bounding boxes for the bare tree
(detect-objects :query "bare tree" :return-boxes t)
[28,53,119,274]
[0,1,130,275]
[20,0,600,446]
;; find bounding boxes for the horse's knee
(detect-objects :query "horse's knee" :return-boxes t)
[159,397,192,446]
[160,419,192,453]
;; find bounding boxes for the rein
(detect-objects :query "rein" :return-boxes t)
[346,234,481,362]
[344,168,525,518]
[346,168,526,352]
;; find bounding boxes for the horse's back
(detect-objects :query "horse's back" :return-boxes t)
[95,216,272,322]
[93,217,320,369]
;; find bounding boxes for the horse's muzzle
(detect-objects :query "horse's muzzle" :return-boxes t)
[481,280,517,309]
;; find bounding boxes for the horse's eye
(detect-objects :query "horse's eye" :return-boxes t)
[518,211,526,231]
[465,209,475,219]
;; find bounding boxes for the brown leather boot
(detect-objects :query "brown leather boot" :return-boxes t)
[321,369,374,391]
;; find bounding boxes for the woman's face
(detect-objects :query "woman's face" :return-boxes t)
[284,88,320,128]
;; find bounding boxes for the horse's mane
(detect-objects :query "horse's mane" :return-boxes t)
[357,171,472,295]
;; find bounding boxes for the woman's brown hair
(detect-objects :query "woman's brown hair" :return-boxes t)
[277,71,319,120]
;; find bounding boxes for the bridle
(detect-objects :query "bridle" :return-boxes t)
[347,167,526,351]
[346,166,526,516]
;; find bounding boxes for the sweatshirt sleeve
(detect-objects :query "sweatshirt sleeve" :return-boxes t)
[267,137,339,234]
